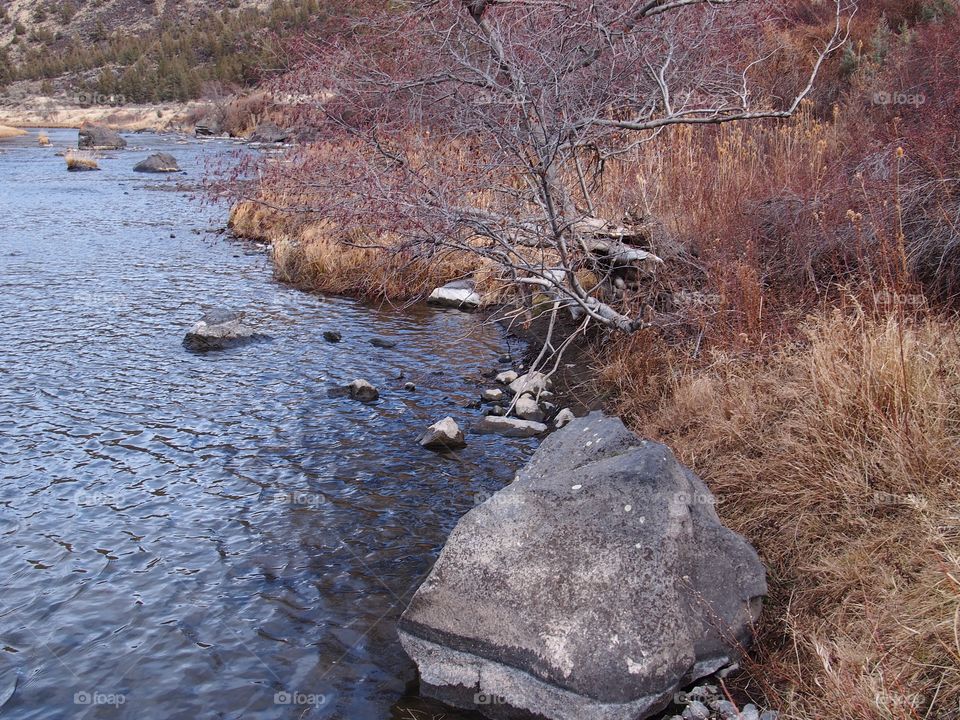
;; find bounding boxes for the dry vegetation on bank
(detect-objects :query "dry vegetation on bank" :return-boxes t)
[228,3,960,718]
[0,123,26,138]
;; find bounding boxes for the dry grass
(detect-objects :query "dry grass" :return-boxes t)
[230,200,494,302]
[0,124,27,139]
[64,150,100,171]
[601,303,960,719]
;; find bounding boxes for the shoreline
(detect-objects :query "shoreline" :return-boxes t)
[0,100,213,132]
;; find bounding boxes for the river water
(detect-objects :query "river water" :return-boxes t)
[0,130,537,719]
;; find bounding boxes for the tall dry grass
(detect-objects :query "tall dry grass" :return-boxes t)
[0,125,27,139]
[64,150,100,171]
[601,302,960,719]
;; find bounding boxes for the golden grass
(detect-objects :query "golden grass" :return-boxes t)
[0,125,27,139]
[601,304,960,719]
[64,150,100,171]
[230,199,504,302]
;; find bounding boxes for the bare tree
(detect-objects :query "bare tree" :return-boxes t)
[261,0,852,372]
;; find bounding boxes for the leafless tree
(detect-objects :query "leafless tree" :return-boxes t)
[262,0,853,373]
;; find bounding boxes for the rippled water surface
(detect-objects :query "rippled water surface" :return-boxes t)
[0,130,536,719]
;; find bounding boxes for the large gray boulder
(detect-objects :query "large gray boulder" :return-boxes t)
[134,153,180,173]
[78,124,126,150]
[398,412,766,720]
[248,122,291,144]
[182,310,269,352]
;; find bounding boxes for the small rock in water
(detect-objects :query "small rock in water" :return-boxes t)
[346,379,379,402]
[495,370,518,385]
[404,382,416,391]
[513,395,544,422]
[463,399,482,410]
[486,406,507,417]
[419,417,466,451]
[370,337,397,349]
[323,330,342,343]
[474,415,547,438]
[182,310,269,353]
[481,388,504,403]
[499,353,512,363]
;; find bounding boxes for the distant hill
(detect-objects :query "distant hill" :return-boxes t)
[0,0,333,102]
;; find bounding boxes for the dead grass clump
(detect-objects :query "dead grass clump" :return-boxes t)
[603,304,960,719]
[0,125,27,140]
[64,150,100,172]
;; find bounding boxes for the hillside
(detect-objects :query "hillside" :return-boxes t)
[0,0,333,103]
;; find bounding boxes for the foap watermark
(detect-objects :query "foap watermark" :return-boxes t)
[72,290,129,312]
[75,91,126,107]
[271,490,328,508]
[873,491,924,508]
[474,692,507,706]
[74,690,126,707]
[872,90,926,107]
[874,290,924,307]
[74,490,123,507]
[675,490,718,507]
[274,691,327,708]
[675,290,723,308]
[875,690,926,711]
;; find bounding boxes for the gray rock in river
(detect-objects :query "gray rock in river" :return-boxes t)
[182,310,269,352]
[370,337,398,349]
[78,124,126,150]
[398,412,767,720]
[473,415,547,438]
[346,379,379,402]
[134,153,180,173]
[323,330,342,343]
[419,417,466,451]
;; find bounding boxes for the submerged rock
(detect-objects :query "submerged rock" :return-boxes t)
[473,415,547,438]
[419,417,466,451]
[134,153,180,173]
[346,379,379,402]
[370,337,398,349]
[427,280,482,310]
[78,124,126,150]
[399,412,767,720]
[182,310,269,352]
[323,330,342,343]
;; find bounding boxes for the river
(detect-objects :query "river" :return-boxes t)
[0,129,537,719]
